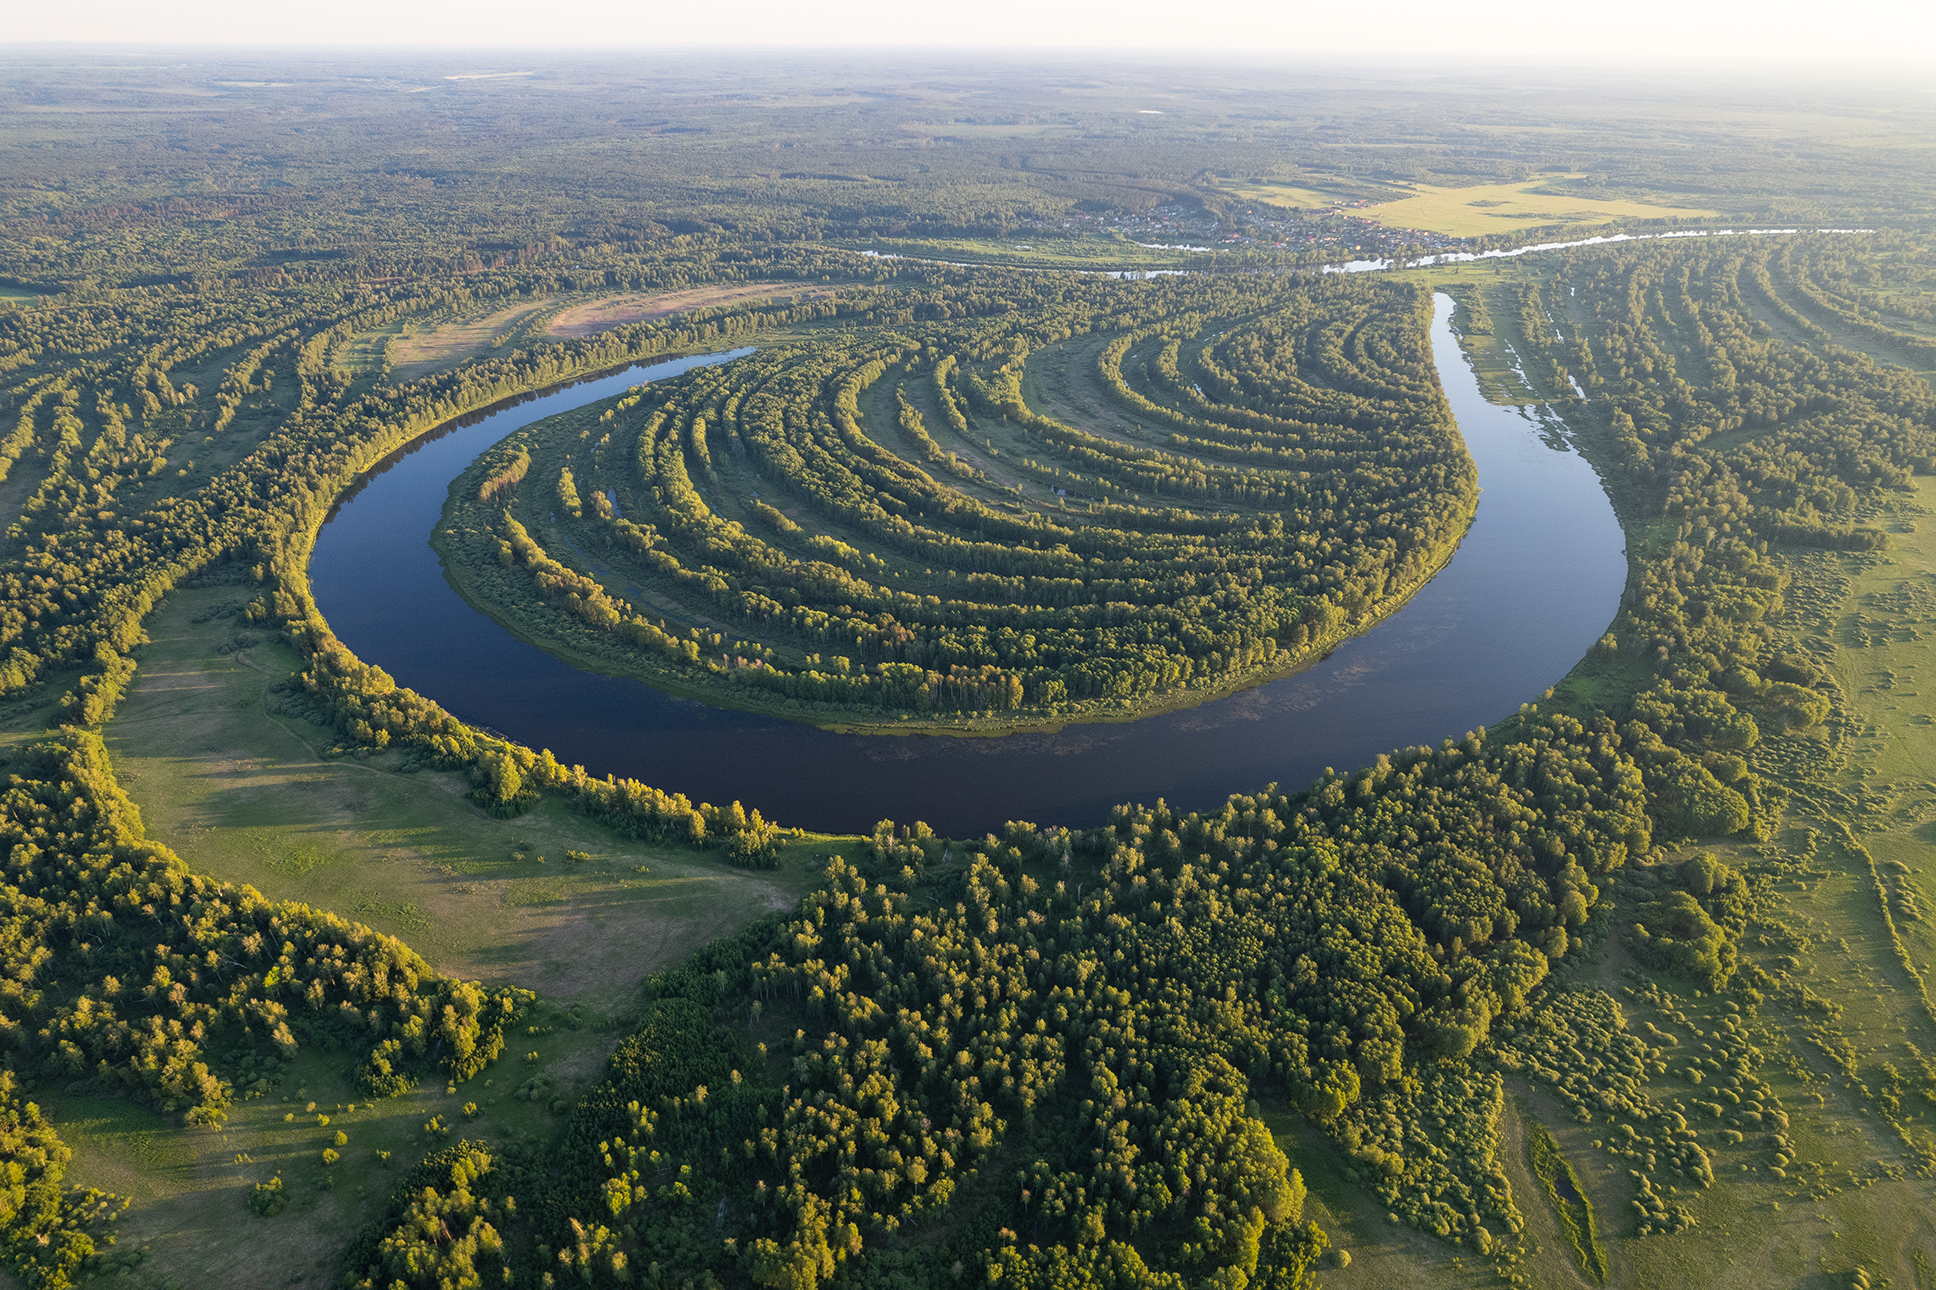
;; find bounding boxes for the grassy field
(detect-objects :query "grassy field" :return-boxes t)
[1262,1107,1499,1289]
[332,319,399,377]
[1215,176,1400,210]
[31,256,1936,1290]
[386,300,561,380]
[444,314,1476,736]
[31,996,619,1290]
[1366,176,1717,238]
[1829,479,1936,1020]
[369,284,848,381]
[1556,510,1936,1290]
[545,283,829,338]
[1383,261,1936,1290]
[105,581,822,1007]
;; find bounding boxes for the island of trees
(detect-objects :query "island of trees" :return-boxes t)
[436,272,1474,731]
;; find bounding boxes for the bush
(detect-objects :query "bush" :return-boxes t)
[248,1175,288,1218]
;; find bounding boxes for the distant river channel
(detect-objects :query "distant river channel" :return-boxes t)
[309,294,1626,835]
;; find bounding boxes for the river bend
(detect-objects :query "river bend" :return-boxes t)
[309,295,1626,834]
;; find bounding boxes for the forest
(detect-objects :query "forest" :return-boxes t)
[1,47,1935,1290]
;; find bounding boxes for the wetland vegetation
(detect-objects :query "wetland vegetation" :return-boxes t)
[0,47,1935,1290]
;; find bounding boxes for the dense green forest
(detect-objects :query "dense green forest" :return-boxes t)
[1,48,1935,1290]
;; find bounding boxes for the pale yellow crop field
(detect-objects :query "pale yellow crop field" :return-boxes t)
[1219,179,1376,209]
[1366,176,1717,237]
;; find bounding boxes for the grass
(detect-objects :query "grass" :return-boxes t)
[449,323,1474,736]
[370,284,848,381]
[546,283,828,338]
[387,299,561,379]
[1370,257,1936,1290]
[1365,175,1717,239]
[1258,1107,1498,1290]
[40,257,1936,1290]
[1495,1099,1598,1289]
[332,320,401,376]
[1522,493,1936,1289]
[1759,263,1936,382]
[1215,176,1396,210]
[104,581,822,1008]
[36,999,627,1290]
[1825,480,1936,1020]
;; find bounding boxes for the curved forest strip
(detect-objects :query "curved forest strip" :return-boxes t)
[431,273,1476,732]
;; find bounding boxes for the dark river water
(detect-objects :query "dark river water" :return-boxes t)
[309,295,1626,835]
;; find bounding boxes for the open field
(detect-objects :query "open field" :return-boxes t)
[1216,177,1399,210]
[374,285,837,382]
[546,283,827,338]
[1367,262,1936,1290]
[434,277,1480,736]
[31,250,1936,1290]
[1828,479,1936,1009]
[105,582,821,1008]
[1537,514,1936,1290]
[9,53,1936,1290]
[1367,175,1717,238]
[386,300,557,379]
[48,577,831,1287]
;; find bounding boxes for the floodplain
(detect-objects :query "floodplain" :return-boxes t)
[1,50,1935,1290]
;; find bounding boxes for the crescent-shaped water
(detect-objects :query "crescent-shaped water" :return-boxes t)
[310,294,1626,835]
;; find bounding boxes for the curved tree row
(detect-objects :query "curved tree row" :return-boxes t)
[441,274,1475,728]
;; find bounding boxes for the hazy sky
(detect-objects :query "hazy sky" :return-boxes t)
[9,0,1934,66]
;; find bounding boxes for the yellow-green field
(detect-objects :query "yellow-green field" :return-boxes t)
[383,300,560,380]
[106,583,823,1010]
[1215,178,1379,210]
[1368,176,1717,237]
[36,1001,615,1290]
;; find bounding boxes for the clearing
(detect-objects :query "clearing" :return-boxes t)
[545,282,821,338]
[39,998,623,1290]
[378,284,820,381]
[105,581,823,1010]
[387,300,555,379]
[1367,176,1716,239]
[1216,176,1392,210]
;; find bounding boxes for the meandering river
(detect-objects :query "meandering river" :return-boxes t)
[309,294,1626,835]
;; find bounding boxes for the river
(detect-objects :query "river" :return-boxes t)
[308,294,1626,835]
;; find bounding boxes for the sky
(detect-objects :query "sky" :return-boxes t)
[7,0,1935,67]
